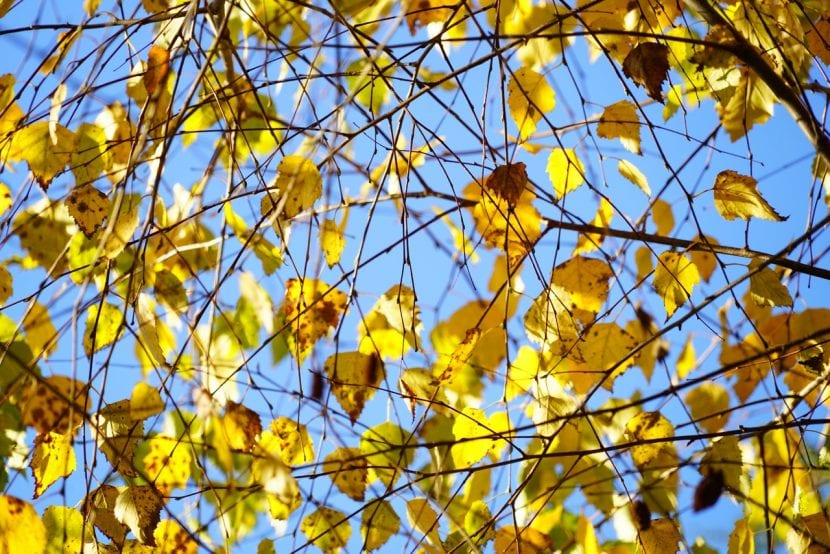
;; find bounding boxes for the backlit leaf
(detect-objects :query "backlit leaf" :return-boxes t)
[748,259,792,307]
[507,67,555,140]
[83,301,124,357]
[83,485,127,546]
[358,285,422,359]
[8,121,77,188]
[652,198,674,236]
[143,45,170,97]
[114,485,163,546]
[622,42,670,102]
[43,505,91,553]
[153,520,197,554]
[324,447,367,501]
[21,375,88,435]
[70,122,110,186]
[547,148,585,197]
[484,162,529,205]
[31,431,75,498]
[807,19,830,64]
[224,202,282,274]
[525,283,579,346]
[130,382,165,421]
[579,322,638,390]
[434,327,480,385]
[142,435,191,495]
[261,416,315,466]
[640,518,681,554]
[361,499,399,552]
[91,399,143,477]
[451,407,495,469]
[686,382,730,433]
[717,71,775,142]
[66,184,109,238]
[0,496,46,552]
[597,100,641,154]
[0,265,10,305]
[552,256,614,317]
[102,193,141,259]
[324,351,385,423]
[728,518,754,554]
[263,155,322,220]
[360,422,414,486]
[22,302,57,359]
[690,235,719,282]
[406,498,441,546]
[574,197,614,254]
[654,251,699,317]
[320,218,346,267]
[713,170,785,221]
[14,202,71,275]
[701,436,743,492]
[618,159,650,195]
[676,334,696,378]
[346,57,392,113]
[493,525,553,553]
[222,400,262,452]
[625,411,674,468]
[283,278,348,363]
[0,183,10,215]
[301,507,351,554]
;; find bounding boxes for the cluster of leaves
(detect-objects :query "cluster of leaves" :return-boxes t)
[0,0,829,552]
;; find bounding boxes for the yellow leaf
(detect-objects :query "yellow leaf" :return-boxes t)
[625,411,674,468]
[83,301,124,357]
[324,447,367,501]
[143,45,170,97]
[574,198,614,254]
[360,422,414,486]
[547,148,585,197]
[506,345,542,401]
[143,435,191,495]
[114,485,164,546]
[749,259,792,307]
[577,515,599,554]
[14,202,71,275]
[83,485,127,546]
[102,193,141,259]
[597,100,641,154]
[652,198,674,236]
[222,400,262,452]
[31,431,76,498]
[251,453,300,520]
[0,264,11,305]
[717,71,774,142]
[618,159,650,195]
[701,436,743,492]
[639,518,681,554]
[135,293,167,370]
[91,399,143,477]
[552,256,614,316]
[153,520,197,554]
[398,367,451,417]
[451,407,495,469]
[434,327,480,384]
[713,170,785,221]
[507,67,555,140]
[66,184,109,238]
[282,278,348,363]
[301,507,351,554]
[686,382,730,433]
[21,375,89,435]
[261,416,314,466]
[320,218,346,267]
[358,285,423,359]
[325,351,385,423]
[807,19,830,64]
[346,57,392,113]
[8,121,77,189]
[524,284,579,346]
[406,498,441,546]
[224,202,282,274]
[728,518,754,554]
[654,251,699,317]
[579,322,638,390]
[71,122,111,186]
[493,525,553,553]
[690,235,719,283]
[635,246,653,281]
[263,155,322,220]
[43,505,92,553]
[0,496,47,553]
[676,334,696,378]
[129,382,164,422]
[22,302,57,359]
[361,499,400,552]
[0,182,11,215]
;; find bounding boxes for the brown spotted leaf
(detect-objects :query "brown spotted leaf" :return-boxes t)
[622,42,670,102]
[66,184,109,238]
[21,375,89,435]
[114,485,164,546]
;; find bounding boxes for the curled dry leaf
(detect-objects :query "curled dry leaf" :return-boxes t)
[622,42,670,102]
[484,162,528,205]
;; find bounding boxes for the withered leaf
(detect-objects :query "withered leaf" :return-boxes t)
[622,42,670,102]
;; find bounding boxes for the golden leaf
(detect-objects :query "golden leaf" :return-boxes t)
[807,19,830,65]
[358,285,423,359]
[451,407,497,469]
[31,431,76,498]
[66,184,109,238]
[14,201,71,275]
[653,251,699,317]
[71,122,111,186]
[690,235,718,282]
[361,499,399,552]
[8,121,76,189]
[153,520,197,554]
[222,400,262,452]
[320,218,346,268]
[639,518,681,554]
[716,71,775,142]
[130,382,165,421]
[574,198,614,254]
[0,496,47,552]
[547,148,585,197]
[224,202,282,274]
[283,278,348,363]
[405,0,453,33]
[263,155,322,220]
[552,256,614,317]
[43,505,92,553]
[748,259,792,307]
[142,435,191,495]
[301,507,351,554]
[676,334,696,378]
[493,525,553,554]
[398,367,451,416]
[625,411,675,468]
[83,485,127,547]
[83,301,125,357]
[686,382,730,433]
[434,327,480,384]
[622,42,670,102]
[701,436,743,492]
[143,45,170,97]
[102,193,141,260]
[406,498,441,546]
[0,182,11,215]
[114,485,164,546]
[21,375,89,435]
[727,518,754,554]
[578,322,638,390]
[507,67,555,140]
[324,351,385,424]
[323,447,368,501]
[713,170,785,221]
[360,422,414,486]
[0,264,11,305]
[618,159,650,195]
[652,198,674,236]
[22,301,57,359]
[597,100,641,154]
[261,416,314,466]
[91,399,143,477]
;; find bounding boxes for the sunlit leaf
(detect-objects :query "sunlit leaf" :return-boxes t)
[652,198,674,236]
[713,170,785,221]
[547,148,585,197]
[153,520,198,554]
[728,518,754,554]
[130,382,165,421]
[320,218,346,267]
[66,184,109,238]
[493,525,553,553]
[83,485,127,546]
[260,416,315,467]
[360,422,414,486]
[102,193,141,260]
[21,375,88,435]
[263,155,322,221]
[676,334,696,378]
[358,285,422,359]
[361,499,399,552]
[618,159,650,195]
[485,162,529,205]
[597,100,641,154]
[14,201,71,275]
[324,447,368,501]
[142,435,191,495]
[574,197,614,254]
[507,67,555,140]
[625,411,675,468]
[325,351,385,423]
[690,236,719,282]
[717,71,775,142]
[749,259,792,307]
[579,322,638,390]
[346,57,392,113]
[31,431,75,498]
[654,251,699,317]
[451,407,496,469]
[301,507,351,554]
[283,278,348,363]
[91,399,143,477]
[114,485,164,546]
[623,42,670,102]
[640,518,681,554]
[143,45,170,97]
[0,496,46,552]
[83,301,124,357]
[552,256,614,318]
[0,265,10,305]
[43,505,92,553]
[686,382,730,433]
[22,302,57,359]
[70,122,111,186]
[222,400,262,452]
[8,121,76,189]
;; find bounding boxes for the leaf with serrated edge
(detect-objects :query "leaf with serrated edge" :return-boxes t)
[713,170,785,221]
